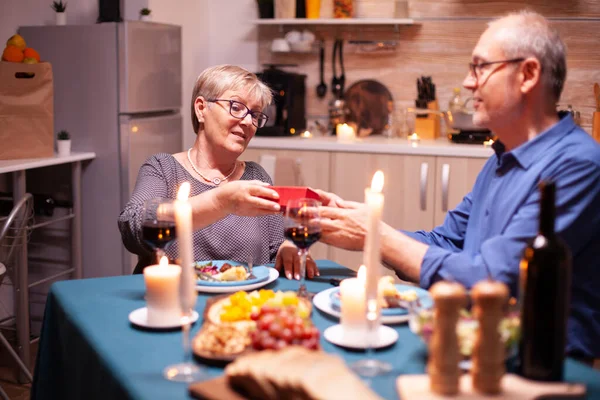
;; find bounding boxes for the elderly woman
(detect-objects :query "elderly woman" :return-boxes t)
[119,65,318,280]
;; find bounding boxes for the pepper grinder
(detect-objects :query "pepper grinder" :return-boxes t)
[471,280,509,394]
[428,281,467,396]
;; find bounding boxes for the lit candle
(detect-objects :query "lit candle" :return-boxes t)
[340,265,367,340]
[143,256,182,325]
[364,171,385,322]
[336,123,356,142]
[409,132,420,147]
[175,182,197,315]
[300,130,313,138]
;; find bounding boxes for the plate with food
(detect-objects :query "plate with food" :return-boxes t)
[195,260,274,289]
[409,307,520,370]
[329,281,433,316]
[193,289,317,363]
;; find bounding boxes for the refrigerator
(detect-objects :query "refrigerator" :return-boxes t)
[20,22,183,277]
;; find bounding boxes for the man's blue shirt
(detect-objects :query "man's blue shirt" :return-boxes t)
[404,115,600,358]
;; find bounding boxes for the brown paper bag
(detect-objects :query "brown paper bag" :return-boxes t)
[0,61,54,160]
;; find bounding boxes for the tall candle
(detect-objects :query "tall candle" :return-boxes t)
[175,182,197,315]
[340,265,367,341]
[143,256,182,325]
[363,171,385,319]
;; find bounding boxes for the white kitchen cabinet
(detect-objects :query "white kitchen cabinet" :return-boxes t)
[433,157,487,226]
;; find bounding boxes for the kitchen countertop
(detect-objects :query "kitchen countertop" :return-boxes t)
[248,136,495,158]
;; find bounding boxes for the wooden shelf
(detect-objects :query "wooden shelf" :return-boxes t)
[254,18,417,26]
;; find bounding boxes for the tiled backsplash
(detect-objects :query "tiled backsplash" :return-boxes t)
[257,2,600,135]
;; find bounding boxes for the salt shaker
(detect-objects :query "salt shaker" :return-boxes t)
[428,281,467,396]
[471,280,509,394]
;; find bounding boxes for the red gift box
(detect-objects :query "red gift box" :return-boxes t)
[269,186,320,210]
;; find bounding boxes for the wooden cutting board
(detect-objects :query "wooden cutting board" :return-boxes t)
[189,376,248,400]
[397,374,586,400]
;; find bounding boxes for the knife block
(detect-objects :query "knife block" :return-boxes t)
[592,111,600,143]
[414,100,441,140]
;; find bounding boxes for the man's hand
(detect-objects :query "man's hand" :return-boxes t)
[318,203,369,251]
[312,188,345,208]
[275,241,319,280]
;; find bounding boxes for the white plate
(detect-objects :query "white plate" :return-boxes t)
[313,287,410,324]
[323,324,399,349]
[195,267,279,293]
[129,307,199,330]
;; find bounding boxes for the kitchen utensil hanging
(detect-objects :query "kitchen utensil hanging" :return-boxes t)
[316,41,327,98]
[331,39,345,98]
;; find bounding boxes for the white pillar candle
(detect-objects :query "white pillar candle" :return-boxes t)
[336,123,356,142]
[175,182,197,315]
[143,256,182,325]
[340,265,367,341]
[363,171,385,322]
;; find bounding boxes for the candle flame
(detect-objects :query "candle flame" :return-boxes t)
[357,265,366,283]
[370,170,384,193]
[177,181,191,201]
[159,256,169,267]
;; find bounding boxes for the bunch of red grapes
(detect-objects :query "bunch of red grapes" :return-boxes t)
[250,305,320,351]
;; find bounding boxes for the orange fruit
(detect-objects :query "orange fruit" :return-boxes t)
[23,57,38,64]
[2,45,24,63]
[6,34,26,51]
[23,48,40,62]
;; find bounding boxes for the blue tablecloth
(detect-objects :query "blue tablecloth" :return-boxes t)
[31,261,600,400]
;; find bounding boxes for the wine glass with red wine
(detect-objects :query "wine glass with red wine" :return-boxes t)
[284,198,322,298]
[142,198,176,263]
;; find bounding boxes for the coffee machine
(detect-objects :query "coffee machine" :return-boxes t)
[256,65,306,137]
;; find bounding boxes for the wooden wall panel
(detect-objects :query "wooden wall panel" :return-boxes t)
[408,0,600,18]
[258,17,600,133]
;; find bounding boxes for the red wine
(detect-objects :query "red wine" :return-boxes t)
[284,226,321,249]
[142,221,176,249]
[518,181,572,381]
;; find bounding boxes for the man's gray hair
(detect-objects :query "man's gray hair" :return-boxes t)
[190,65,273,134]
[489,10,567,101]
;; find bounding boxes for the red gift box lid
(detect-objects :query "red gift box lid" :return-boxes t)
[269,186,320,209]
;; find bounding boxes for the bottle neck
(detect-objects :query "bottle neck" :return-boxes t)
[538,181,556,237]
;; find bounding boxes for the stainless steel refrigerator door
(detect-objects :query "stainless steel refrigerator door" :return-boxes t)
[119,112,183,274]
[119,113,183,206]
[118,22,182,113]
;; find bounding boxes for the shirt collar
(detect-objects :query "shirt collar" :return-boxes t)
[493,114,577,170]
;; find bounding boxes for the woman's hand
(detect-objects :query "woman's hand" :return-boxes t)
[275,241,319,280]
[216,180,281,216]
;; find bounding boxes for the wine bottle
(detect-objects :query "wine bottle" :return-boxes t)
[518,181,572,381]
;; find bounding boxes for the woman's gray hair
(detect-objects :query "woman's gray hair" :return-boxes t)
[490,10,567,102]
[190,65,273,134]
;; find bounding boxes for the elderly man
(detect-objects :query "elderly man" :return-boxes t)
[317,11,600,363]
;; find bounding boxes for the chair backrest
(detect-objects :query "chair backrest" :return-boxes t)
[0,193,34,269]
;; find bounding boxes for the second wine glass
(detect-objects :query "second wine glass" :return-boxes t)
[284,198,322,298]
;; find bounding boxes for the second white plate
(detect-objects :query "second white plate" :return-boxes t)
[313,287,411,325]
[195,267,279,293]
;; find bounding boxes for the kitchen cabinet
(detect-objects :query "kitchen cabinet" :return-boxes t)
[243,148,331,260]
[433,157,487,226]
[329,152,436,271]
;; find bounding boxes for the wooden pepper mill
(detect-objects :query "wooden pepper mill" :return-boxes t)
[471,280,509,394]
[428,281,467,396]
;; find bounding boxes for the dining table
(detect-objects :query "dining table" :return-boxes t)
[31,260,600,400]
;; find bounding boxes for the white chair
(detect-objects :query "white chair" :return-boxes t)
[0,193,34,385]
